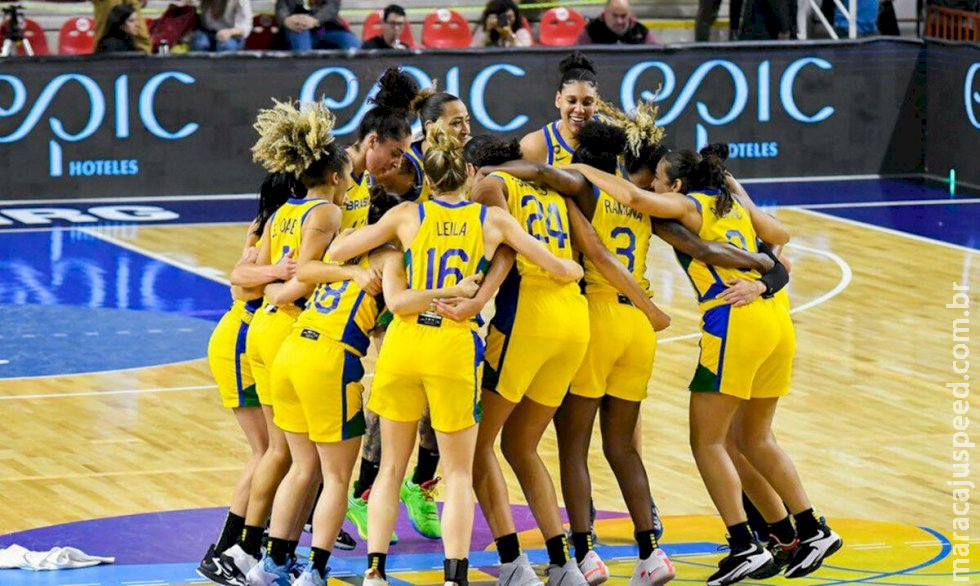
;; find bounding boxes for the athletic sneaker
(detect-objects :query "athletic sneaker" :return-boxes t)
[578,551,609,585]
[347,488,398,544]
[706,538,772,586]
[335,528,357,551]
[401,477,442,539]
[245,555,291,586]
[748,537,797,579]
[784,521,842,578]
[204,544,259,586]
[547,559,590,586]
[629,550,675,586]
[196,544,225,583]
[293,567,328,586]
[364,568,389,586]
[499,554,543,586]
[651,503,664,541]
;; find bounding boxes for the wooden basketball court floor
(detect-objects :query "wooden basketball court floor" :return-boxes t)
[0,177,977,585]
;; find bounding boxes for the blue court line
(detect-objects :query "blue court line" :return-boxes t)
[816,526,952,586]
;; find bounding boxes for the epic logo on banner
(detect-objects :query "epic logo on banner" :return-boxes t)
[0,72,199,178]
[298,57,836,160]
[966,63,980,131]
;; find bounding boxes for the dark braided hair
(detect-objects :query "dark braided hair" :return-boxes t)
[357,68,420,144]
[463,135,522,167]
[572,120,625,174]
[557,52,598,91]
[254,172,304,236]
[661,146,735,217]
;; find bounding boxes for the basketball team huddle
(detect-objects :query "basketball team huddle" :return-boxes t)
[196,52,843,586]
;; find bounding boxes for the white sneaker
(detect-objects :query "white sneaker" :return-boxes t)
[629,550,675,586]
[293,567,328,586]
[547,559,589,586]
[364,568,390,586]
[215,544,259,586]
[499,554,543,586]
[577,551,609,586]
[245,555,291,586]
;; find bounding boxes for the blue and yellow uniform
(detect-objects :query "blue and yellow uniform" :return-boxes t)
[483,172,590,407]
[369,200,488,433]
[208,296,263,409]
[401,142,432,203]
[541,119,628,176]
[344,171,373,231]
[269,253,377,443]
[678,189,794,400]
[246,197,330,405]
[570,187,656,402]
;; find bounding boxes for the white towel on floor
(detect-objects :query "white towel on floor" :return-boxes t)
[0,544,115,571]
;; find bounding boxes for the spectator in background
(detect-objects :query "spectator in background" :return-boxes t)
[472,0,532,47]
[362,4,409,50]
[92,0,150,52]
[696,0,742,40]
[95,3,140,51]
[578,0,655,44]
[738,0,794,39]
[276,0,360,50]
[189,0,252,51]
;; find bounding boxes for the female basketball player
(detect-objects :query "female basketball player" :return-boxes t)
[567,154,842,585]
[196,172,299,584]
[437,136,668,586]
[346,87,472,545]
[205,100,349,586]
[520,52,599,168]
[326,127,585,586]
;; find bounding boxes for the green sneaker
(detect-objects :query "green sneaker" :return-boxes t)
[400,477,442,539]
[346,488,398,544]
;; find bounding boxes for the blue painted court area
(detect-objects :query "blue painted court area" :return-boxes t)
[0,229,231,378]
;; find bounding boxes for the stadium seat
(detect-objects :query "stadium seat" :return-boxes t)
[244,14,278,50]
[0,16,50,55]
[521,16,534,45]
[362,9,416,47]
[58,16,96,55]
[538,6,585,46]
[422,8,471,48]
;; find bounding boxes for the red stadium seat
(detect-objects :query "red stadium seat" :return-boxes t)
[244,14,278,50]
[538,6,585,46]
[362,9,416,47]
[422,8,471,48]
[0,16,50,55]
[521,15,534,45]
[58,16,96,55]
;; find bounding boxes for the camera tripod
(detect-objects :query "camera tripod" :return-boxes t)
[1,6,33,57]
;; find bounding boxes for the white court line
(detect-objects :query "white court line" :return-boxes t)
[0,384,216,401]
[656,242,853,344]
[79,227,230,286]
[794,207,980,255]
[799,198,980,210]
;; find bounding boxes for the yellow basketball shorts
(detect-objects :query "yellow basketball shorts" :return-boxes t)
[245,304,302,406]
[690,298,795,400]
[484,279,590,407]
[570,296,656,402]
[207,303,259,409]
[369,317,484,433]
[270,326,366,443]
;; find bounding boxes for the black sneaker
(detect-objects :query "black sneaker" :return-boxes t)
[785,520,842,578]
[707,538,773,586]
[195,544,224,583]
[748,536,798,579]
[335,528,357,551]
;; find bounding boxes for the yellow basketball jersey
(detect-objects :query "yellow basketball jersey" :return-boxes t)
[269,198,330,265]
[542,121,574,167]
[295,254,381,356]
[584,186,652,296]
[489,171,573,282]
[401,143,432,202]
[344,171,372,230]
[676,190,762,312]
[405,199,488,300]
